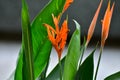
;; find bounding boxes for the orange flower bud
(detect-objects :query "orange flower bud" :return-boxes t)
[86,0,103,46]
[101,1,115,47]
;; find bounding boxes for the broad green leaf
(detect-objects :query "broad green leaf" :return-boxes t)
[46,57,66,80]
[63,20,81,80]
[21,0,34,80]
[14,0,66,80]
[105,72,120,80]
[75,48,96,80]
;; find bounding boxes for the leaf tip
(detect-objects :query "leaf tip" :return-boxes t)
[73,19,80,30]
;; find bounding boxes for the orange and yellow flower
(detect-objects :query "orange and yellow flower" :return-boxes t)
[44,14,69,59]
[101,1,115,47]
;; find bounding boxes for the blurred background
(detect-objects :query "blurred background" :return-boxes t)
[0,0,120,80]
[0,0,120,44]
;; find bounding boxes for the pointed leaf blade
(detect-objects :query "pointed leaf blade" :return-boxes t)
[63,20,81,80]
[22,0,34,79]
[105,72,120,80]
[75,48,96,80]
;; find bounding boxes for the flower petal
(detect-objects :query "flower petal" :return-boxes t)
[44,23,56,44]
[52,14,60,33]
[60,20,69,51]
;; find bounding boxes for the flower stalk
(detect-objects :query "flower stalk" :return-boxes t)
[94,47,103,80]
[94,1,115,80]
[59,58,63,80]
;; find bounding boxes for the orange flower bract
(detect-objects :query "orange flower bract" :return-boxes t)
[86,0,103,46]
[101,1,115,47]
[44,14,69,59]
[63,0,73,12]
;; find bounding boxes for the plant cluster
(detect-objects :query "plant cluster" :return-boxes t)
[8,0,120,80]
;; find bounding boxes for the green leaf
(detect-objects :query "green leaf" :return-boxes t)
[37,57,50,80]
[75,48,96,80]
[14,0,66,80]
[63,20,81,80]
[21,0,34,80]
[46,57,66,80]
[105,72,120,80]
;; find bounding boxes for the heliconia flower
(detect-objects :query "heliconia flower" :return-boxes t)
[86,0,103,46]
[44,14,69,59]
[101,1,115,47]
[63,0,73,12]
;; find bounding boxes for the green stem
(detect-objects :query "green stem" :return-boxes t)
[79,48,85,65]
[94,47,103,80]
[79,43,87,65]
[59,58,62,80]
